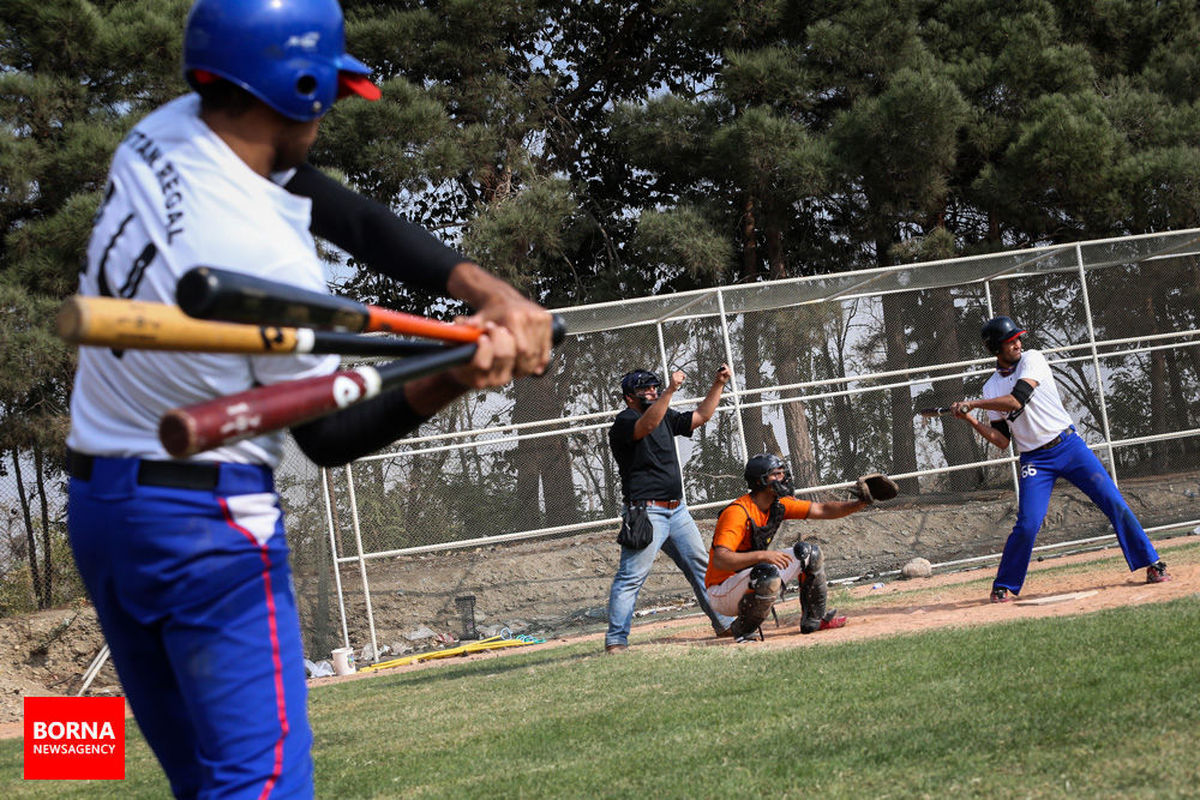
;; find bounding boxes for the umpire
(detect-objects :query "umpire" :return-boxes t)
[604,366,736,652]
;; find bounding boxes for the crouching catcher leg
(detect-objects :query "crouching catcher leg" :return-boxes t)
[729,563,782,641]
[794,541,830,633]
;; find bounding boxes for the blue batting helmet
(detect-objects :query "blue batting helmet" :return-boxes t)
[183,0,380,122]
[981,316,1026,355]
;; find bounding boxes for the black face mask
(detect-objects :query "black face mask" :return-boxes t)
[633,388,657,410]
[767,474,794,498]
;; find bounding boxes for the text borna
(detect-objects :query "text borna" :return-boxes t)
[31,720,117,740]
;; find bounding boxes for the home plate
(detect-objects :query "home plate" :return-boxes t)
[1015,590,1099,606]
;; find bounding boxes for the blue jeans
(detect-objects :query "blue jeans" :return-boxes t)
[605,504,734,647]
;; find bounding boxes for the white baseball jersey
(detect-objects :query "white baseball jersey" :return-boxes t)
[981,349,1074,453]
[67,94,339,467]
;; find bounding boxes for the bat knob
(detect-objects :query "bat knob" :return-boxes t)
[550,314,567,346]
[176,267,221,319]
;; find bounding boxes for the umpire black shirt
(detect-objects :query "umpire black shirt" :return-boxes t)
[609,407,693,502]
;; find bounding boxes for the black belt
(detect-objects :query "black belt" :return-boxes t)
[632,499,680,509]
[67,449,220,491]
[1030,430,1071,453]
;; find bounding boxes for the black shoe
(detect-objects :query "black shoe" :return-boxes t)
[990,587,1011,603]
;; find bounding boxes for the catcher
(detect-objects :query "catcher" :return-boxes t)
[705,454,898,641]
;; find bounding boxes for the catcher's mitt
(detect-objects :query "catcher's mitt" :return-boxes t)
[854,473,899,503]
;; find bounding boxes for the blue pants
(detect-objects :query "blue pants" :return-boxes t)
[68,456,313,799]
[996,431,1159,594]
[605,504,734,646]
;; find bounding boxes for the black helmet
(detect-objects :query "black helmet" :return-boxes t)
[981,316,1026,355]
[620,370,661,396]
[744,453,794,497]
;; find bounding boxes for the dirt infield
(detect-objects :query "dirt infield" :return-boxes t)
[302,535,1198,684]
[0,536,1194,741]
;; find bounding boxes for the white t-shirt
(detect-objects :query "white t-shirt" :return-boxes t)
[67,95,339,467]
[981,349,1075,453]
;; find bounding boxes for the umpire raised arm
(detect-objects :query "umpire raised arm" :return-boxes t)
[603,365,736,652]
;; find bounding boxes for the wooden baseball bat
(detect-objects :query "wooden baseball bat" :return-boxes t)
[917,406,955,418]
[177,266,482,343]
[158,344,477,457]
[159,316,568,457]
[55,296,449,358]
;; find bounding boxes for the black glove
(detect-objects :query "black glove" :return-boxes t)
[854,473,899,503]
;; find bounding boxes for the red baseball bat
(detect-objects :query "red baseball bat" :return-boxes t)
[159,345,478,457]
[177,266,481,343]
[159,318,567,457]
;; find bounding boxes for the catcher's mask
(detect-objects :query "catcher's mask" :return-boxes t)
[981,316,1026,355]
[744,453,794,497]
[620,370,661,410]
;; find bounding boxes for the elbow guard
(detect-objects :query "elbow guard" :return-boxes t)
[990,420,1011,439]
[1011,379,1034,407]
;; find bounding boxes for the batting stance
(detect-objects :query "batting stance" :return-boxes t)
[951,316,1171,603]
[66,1,550,797]
[706,455,884,641]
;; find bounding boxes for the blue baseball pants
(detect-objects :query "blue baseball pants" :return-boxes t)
[995,430,1159,594]
[68,455,313,799]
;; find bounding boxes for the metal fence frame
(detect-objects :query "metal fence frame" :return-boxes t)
[322,229,1200,656]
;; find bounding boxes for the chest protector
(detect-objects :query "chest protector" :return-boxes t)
[723,500,785,552]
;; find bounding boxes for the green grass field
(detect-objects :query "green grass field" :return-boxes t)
[3,589,1198,799]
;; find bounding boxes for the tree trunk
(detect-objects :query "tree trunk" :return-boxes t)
[740,314,770,453]
[882,290,919,495]
[930,290,983,490]
[737,195,771,453]
[819,341,857,477]
[765,222,818,487]
[513,366,580,528]
[12,451,45,609]
[33,443,52,608]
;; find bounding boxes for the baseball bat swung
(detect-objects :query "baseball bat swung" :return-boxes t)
[177,266,482,343]
[159,316,568,457]
[917,407,956,418]
[56,296,449,358]
[158,343,478,457]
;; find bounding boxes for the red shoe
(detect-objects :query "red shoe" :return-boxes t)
[801,609,847,634]
[990,587,1011,603]
[1146,561,1171,583]
[819,613,848,632]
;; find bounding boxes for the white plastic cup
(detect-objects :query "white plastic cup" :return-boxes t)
[331,647,356,676]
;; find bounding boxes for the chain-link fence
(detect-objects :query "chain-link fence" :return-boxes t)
[7,231,1198,661]
[289,229,1200,660]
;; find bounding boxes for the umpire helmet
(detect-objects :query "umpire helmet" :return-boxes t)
[620,370,661,397]
[744,453,793,496]
[183,0,380,122]
[981,316,1026,355]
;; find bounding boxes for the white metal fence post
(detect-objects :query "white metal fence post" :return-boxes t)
[1075,243,1120,486]
[344,464,379,661]
[716,287,750,466]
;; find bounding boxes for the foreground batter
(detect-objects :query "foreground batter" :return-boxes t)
[951,316,1170,603]
[67,1,550,796]
[706,454,874,641]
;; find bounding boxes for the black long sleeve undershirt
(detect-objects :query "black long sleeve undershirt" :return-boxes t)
[285,162,462,293]
[290,387,433,467]
[281,164,461,465]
